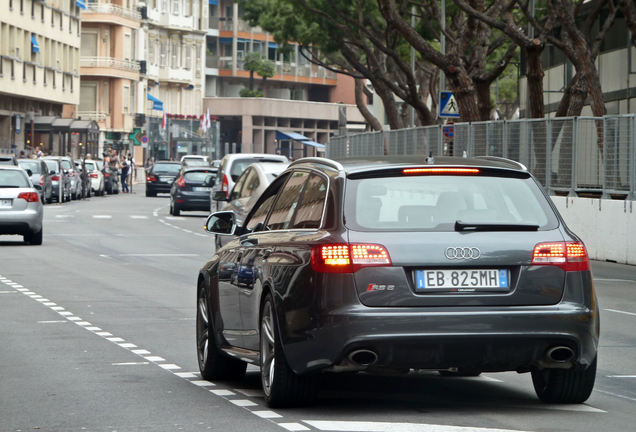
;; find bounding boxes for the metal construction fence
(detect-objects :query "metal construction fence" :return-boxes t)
[327,115,636,199]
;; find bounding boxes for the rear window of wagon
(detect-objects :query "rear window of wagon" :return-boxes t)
[344,173,559,231]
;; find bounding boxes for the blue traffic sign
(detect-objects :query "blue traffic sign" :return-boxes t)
[440,91,460,118]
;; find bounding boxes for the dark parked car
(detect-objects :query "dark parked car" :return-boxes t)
[17,158,53,204]
[145,161,182,197]
[169,167,217,216]
[197,156,599,408]
[42,158,71,203]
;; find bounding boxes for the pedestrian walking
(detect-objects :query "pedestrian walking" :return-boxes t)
[120,155,130,193]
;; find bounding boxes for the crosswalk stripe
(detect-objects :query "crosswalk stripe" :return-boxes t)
[92,215,112,219]
[130,215,149,219]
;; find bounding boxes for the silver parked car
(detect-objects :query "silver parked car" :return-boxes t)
[213,161,289,249]
[0,166,44,244]
[17,158,53,204]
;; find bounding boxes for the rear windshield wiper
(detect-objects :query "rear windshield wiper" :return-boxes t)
[455,221,540,232]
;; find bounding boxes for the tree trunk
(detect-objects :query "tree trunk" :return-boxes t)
[475,80,492,120]
[525,43,545,118]
[354,78,383,131]
[375,82,405,129]
[445,66,481,123]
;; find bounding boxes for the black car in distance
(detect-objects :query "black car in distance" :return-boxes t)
[146,161,182,197]
[197,156,599,408]
[169,167,217,216]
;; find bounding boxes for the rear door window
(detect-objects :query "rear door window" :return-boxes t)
[266,171,309,230]
[290,174,327,229]
[345,173,558,231]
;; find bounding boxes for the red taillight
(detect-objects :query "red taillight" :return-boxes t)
[402,167,480,175]
[146,175,156,182]
[17,192,40,203]
[51,175,60,181]
[221,174,229,198]
[104,172,110,178]
[176,176,186,188]
[311,243,391,273]
[531,241,589,271]
[89,173,98,178]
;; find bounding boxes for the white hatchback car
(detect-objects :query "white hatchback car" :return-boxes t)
[84,160,105,196]
[0,166,44,244]
[210,153,289,212]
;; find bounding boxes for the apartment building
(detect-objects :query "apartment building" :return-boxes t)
[79,0,141,158]
[141,0,207,160]
[204,0,365,159]
[0,0,83,156]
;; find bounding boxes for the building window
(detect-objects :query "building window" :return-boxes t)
[171,41,178,68]
[148,38,155,64]
[160,41,167,67]
[172,0,179,15]
[185,45,191,70]
[124,33,131,61]
[80,32,97,57]
[123,85,130,113]
[79,82,98,112]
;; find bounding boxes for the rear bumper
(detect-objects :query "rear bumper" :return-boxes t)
[0,208,43,235]
[146,182,171,193]
[174,191,210,210]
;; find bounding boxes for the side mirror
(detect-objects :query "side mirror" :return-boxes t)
[204,211,237,235]
[25,168,33,176]
[213,190,229,202]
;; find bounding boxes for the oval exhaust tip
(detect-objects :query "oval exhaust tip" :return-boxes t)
[547,346,575,362]
[348,349,378,366]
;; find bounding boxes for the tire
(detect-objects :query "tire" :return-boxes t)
[531,356,597,403]
[260,294,317,407]
[171,201,180,216]
[146,190,152,197]
[196,281,247,381]
[25,227,43,245]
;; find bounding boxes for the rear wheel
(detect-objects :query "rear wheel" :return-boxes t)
[531,356,597,403]
[170,201,180,216]
[260,294,317,407]
[25,227,43,245]
[196,281,246,381]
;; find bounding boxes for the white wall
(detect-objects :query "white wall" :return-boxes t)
[551,196,636,265]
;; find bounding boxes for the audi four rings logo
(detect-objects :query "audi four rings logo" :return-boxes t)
[445,247,481,259]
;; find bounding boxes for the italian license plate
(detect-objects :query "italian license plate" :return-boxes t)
[193,187,211,192]
[415,269,508,292]
[0,199,11,207]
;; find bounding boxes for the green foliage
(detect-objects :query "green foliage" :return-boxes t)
[239,88,264,97]
[243,52,263,72]
[257,59,276,79]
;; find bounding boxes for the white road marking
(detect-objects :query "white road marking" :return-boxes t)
[99,254,112,259]
[119,253,198,257]
[96,331,113,337]
[594,278,636,284]
[86,327,102,331]
[106,337,125,342]
[130,215,149,219]
[112,362,150,366]
[51,306,65,311]
[279,424,311,432]
[55,214,74,218]
[144,356,166,362]
[596,388,636,402]
[0,291,18,294]
[230,399,258,407]
[119,343,137,348]
[166,216,186,220]
[191,380,215,387]
[174,372,198,379]
[131,349,151,355]
[541,404,606,413]
[253,411,283,419]
[66,317,82,321]
[607,375,636,378]
[604,308,636,317]
[37,320,67,324]
[58,311,73,316]
[159,363,181,370]
[75,321,92,326]
[302,421,531,432]
[210,389,235,396]
[92,215,112,219]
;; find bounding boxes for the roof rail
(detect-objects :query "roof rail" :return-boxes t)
[289,157,344,171]
[474,156,527,171]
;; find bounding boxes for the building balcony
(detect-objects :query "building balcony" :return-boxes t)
[158,66,194,84]
[80,56,140,79]
[147,63,160,80]
[83,1,141,27]
[77,111,109,122]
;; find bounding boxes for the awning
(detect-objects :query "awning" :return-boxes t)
[209,0,219,5]
[276,130,326,149]
[76,0,86,10]
[146,93,164,111]
[31,35,40,53]
[268,42,279,49]
[220,37,249,44]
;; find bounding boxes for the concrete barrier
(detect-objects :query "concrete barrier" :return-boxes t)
[552,197,636,266]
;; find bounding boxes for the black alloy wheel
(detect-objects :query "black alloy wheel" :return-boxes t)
[260,293,317,407]
[531,356,597,403]
[196,281,246,381]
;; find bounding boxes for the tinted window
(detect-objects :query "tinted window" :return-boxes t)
[230,168,249,200]
[153,163,181,174]
[230,158,286,182]
[184,170,215,183]
[266,171,309,231]
[246,194,277,232]
[345,174,558,231]
[291,174,327,229]
[18,160,41,173]
[0,170,29,187]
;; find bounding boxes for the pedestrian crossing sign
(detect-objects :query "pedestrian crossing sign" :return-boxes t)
[440,91,460,118]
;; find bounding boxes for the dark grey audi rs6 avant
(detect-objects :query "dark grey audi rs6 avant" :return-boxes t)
[197,156,599,407]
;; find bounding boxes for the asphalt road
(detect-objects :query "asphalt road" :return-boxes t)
[1,190,635,432]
